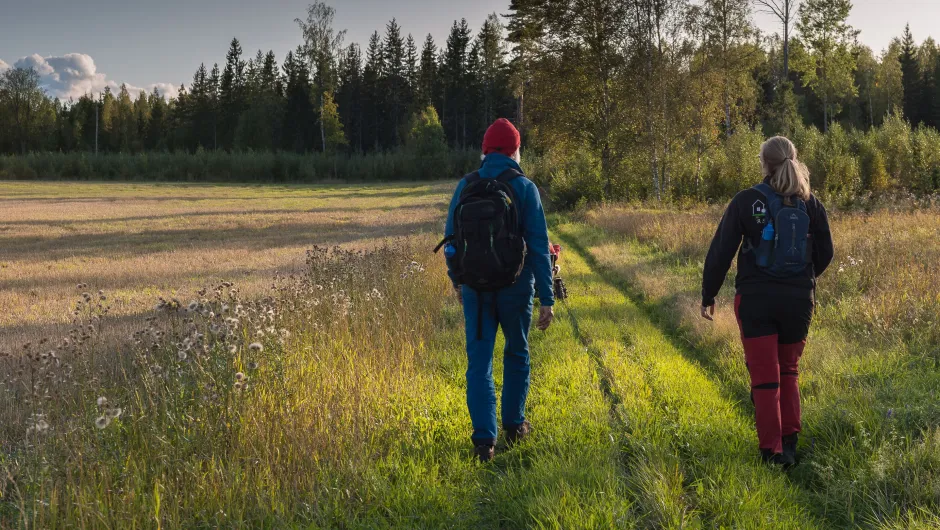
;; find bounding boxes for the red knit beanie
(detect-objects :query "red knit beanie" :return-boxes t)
[482,118,521,156]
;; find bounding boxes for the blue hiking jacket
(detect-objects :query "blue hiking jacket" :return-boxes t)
[444,154,555,307]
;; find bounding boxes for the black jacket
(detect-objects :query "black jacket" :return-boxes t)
[701,182,834,307]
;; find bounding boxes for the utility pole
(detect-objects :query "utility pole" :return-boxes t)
[95,93,99,156]
[320,92,326,153]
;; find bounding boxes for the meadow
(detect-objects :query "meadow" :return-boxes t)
[0,181,938,528]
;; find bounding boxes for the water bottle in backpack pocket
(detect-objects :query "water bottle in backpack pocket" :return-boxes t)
[435,170,527,292]
[753,183,813,277]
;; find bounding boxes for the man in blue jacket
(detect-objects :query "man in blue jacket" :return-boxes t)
[444,118,555,462]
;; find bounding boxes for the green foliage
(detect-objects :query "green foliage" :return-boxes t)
[0,149,480,182]
[406,105,446,156]
[320,91,347,152]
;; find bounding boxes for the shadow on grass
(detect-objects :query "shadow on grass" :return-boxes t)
[0,219,439,262]
[554,224,860,529]
[0,203,449,227]
[0,186,449,204]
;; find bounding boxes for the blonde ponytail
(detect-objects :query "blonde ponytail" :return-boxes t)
[760,136,811,202]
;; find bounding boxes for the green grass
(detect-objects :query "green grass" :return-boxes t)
[3,184,938,527]
[556,212,940,529]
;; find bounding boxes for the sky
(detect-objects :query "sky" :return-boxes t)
[1,0,939,100]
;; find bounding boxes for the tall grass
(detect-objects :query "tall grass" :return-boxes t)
[575,204,940,527]
[0,149,481,182]
[0,242,466,526]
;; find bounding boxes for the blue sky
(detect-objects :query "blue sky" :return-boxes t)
[1,0,938,100]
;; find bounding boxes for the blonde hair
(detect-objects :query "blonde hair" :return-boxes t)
[760,136,811,201]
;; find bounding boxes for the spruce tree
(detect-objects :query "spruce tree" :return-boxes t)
[363,32,385,150]
[900,25,922,125]
[442,20,472,147]
[219,38,246,149]
[338,44,364,150]
[384,19,407,147]
[418,35,439,108]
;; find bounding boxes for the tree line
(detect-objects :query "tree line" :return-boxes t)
[0,5,512,157]
[2,1,940,202]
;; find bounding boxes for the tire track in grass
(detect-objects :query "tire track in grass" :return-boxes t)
[554,224,824,529]
[558,262,703,528]
[555,222,940,529]
[430,295,639,528]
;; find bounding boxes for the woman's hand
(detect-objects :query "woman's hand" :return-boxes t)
[701,303,715,321]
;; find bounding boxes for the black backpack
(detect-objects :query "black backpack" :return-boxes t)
[435,169,528,292]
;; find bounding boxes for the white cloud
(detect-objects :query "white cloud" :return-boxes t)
[10,53,176,101]
[0,59,9,72]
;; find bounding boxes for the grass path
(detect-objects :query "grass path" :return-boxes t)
[554,217,940,529]
[366,225,828,528]
[552,222,824,529]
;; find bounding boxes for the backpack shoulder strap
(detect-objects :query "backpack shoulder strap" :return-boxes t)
[753,183,784,219]
[464,171,482,185]
[753,183,775,200]
[496,168,523,183]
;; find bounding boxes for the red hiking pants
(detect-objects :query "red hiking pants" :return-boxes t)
[734,294,814,454]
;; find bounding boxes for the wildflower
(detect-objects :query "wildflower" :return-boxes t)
[30,419,50,434]
[235,372,246,382]
[178,350,188,361]
[249,343,263,353]
[247,361,259,370]
[228,345,237,354]
[95,416,111,430]
[188,301,199,311]
[233,382,244,391]
[97,396,108,407]
[107,408,123,420]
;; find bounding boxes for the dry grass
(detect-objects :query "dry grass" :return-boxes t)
[0,181,451,352]
[587,203,940,349]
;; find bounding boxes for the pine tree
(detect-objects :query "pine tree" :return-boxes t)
[384,19,407,147]
[219,38,246,149]
[418,35,439,108]
[900,25,922,125]
[442,20,472,147]
[363,32,385,150]
[506,0,547,132]
[147,87,168,150]
[338,44,364,150]
[281,48,317,152]
[208,63,221,149]
[405,34,419,111]
[477,14,510,132]
[189,63,215,150]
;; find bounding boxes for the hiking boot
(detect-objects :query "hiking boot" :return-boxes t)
[474,444,495,463]
[504,420,532,447]
[761,449,795,469]
[782,433,799,462]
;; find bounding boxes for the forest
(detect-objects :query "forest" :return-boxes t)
[2,0,940,204]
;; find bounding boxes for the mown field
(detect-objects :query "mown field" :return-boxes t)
[0,181,938,528]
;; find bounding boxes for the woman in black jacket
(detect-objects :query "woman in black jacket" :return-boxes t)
[701,136,834,468]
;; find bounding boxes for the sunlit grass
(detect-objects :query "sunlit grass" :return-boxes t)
[571,205,940,528]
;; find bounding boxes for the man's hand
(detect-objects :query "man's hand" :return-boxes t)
[701,303,715,321]
[537,306,554,331]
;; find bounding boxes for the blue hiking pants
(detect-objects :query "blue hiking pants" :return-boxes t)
[461,279,535,446]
